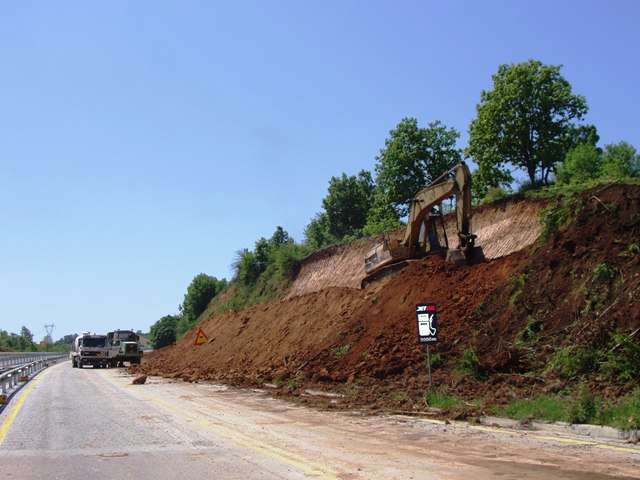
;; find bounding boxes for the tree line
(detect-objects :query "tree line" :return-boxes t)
[0,327,77,352]
[148,59,639,349]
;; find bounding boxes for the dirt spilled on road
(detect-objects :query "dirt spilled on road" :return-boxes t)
[140,184,640,413]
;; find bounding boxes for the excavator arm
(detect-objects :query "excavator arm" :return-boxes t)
[363,162,481,281]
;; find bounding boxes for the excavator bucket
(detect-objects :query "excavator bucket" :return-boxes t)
[445,245,485,265]
[362,240,411,288]
[364,242,393,274]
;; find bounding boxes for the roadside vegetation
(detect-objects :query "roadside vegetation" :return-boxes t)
[494,388,640,430]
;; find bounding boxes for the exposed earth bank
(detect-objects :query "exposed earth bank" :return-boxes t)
[139,184,640,415]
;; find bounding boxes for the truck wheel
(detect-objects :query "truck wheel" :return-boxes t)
[78,360,83,369]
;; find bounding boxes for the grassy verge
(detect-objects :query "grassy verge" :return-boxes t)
[493,388,640,430]
[424,390,463,409]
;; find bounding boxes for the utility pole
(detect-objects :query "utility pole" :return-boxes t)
[44,324,55,351]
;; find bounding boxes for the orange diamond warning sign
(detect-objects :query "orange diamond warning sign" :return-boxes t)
[193,327,209,346]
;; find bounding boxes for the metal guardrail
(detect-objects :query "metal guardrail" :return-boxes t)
[0,353,67,396]
[0,352,66,372]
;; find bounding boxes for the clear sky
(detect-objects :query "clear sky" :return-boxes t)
[1,1,638,340]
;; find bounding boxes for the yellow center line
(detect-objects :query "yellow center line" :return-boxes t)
[0,369,48,445]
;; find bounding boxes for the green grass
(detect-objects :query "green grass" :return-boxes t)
[495,388,640,430]
[424,390,462,409]
[494,395,567,422]
[598,389,640,430]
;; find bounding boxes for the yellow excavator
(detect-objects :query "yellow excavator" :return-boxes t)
[362,162,484,286]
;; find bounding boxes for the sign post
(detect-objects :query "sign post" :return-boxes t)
[416,303,439,389]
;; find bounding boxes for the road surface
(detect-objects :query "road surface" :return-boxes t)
[0,362,639,479]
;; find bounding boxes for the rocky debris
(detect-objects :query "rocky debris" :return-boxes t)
[132,375,147,385]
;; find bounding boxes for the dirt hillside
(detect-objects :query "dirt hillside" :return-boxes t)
[140,184,640,411]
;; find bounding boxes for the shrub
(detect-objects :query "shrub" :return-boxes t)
[566,384,597,424]
[517,317,543,344]
[546,345,598,378]
[602,333,640,383]
[483,187,508,204]
[332,344,351,359]
[592,262,616,283]
[556,143,602,185]
[619,243,640,258]
[426,351,442,369]
[149,315,178,349]
[600,141,640,180]
[457,347,483,379]
[540,203,570,240]
[272,242,306,279]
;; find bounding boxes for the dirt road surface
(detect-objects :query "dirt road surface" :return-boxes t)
[1,362,638,479]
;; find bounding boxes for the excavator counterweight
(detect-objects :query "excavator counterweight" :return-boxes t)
[362,162,484,287]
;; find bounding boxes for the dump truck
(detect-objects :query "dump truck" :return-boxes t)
[70,333,110,368]
[106,330,143,367]
[363,162,484,286]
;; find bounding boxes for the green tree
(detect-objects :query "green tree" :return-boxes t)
[322,170,374,238]
[20,326,33,344]
[375,118,462,217]
[304,212,337,250]
[600,141,640,179]
[556,143,602,184]
[568,124,600,149]
[177,273,226,336]
[471,162,513,203]
[149,315,178,349]
[362,187,401,235]
[467,60,588,186]
[270,226,290,247]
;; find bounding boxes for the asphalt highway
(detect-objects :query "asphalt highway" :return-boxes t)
[1,362,638,479]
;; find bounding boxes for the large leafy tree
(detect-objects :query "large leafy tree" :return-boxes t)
[362,188,401,236]
[467,60,588,186]
[375,118,462,217]
[149,315,178,349]
[322,170,374,238]
[177,273,226,335]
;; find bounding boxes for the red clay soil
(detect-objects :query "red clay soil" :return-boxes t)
[140,184,640,412]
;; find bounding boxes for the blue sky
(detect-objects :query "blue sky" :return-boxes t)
[1,1,638,340]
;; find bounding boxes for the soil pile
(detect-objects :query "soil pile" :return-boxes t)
[140,184,640,411]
